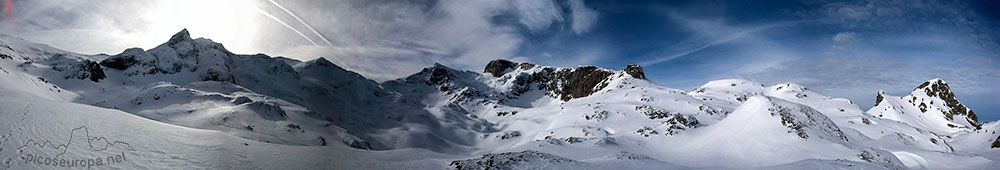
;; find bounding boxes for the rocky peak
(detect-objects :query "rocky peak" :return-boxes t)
[307,57,335,68]
[100,29,237,78]
[426,63,455,85]
[911,78,979,129]
[915,79,954,97]
[875,90,885,106]
[484,59,518,77]
[167,29,193,46]
[624,64,646,80]
[299,57,353,76]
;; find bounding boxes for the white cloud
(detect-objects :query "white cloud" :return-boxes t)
[0,0,602,81]
[833,4,873,20]
[829,32,861,53]
[568,0,598,34]
[832,32,859,43]
[513,0,563,32]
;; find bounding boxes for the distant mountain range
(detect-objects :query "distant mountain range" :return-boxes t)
[1,29,998,169]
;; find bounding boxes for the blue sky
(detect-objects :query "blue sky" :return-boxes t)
[1,0,998,120]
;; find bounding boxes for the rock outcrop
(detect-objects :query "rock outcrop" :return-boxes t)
[480,59,652,101]
[549,66,615,101]
[625,64,646,80]
[426,63,455,85]
[484,59,518,77]
[450,150,577,170]
[993,136,1000,148]
[875,90,884,106]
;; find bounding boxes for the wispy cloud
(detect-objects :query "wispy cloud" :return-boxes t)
[567,0,598,34]
[636,11,800,66]
[0,0,601,81]
[265,0,333,46]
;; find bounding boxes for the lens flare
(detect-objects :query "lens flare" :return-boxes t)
[2,0,13,21]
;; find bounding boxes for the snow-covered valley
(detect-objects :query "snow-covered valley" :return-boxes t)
[1,30,999,169]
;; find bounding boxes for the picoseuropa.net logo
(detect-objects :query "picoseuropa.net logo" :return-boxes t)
[14,126,137,169]
[22,152,127,169]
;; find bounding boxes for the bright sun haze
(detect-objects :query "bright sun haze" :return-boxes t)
[140,0,259,53]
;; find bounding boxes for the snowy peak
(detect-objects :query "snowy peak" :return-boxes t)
[99,29,239,84]
[693,79,767,93]
[421,63,470,85]
[746,96,848,142]
[868,78,981,133]
[300,57,349,72]
[911,78,979,127]
[689,79,767,105]
[306,57,335,67]
[673,96,873,168]
[167,28,193,46]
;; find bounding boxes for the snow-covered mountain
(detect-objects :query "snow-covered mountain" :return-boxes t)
[1,30,999,169]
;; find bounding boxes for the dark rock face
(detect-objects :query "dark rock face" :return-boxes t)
[662,113,699,135]
[484,59,518,77]
[99,49,140,70]
[636,105,670,119]
[508,73,536,96]
[49,54,105,82]
[82,60,105,82]
[624,64,646,80]
[100,48,184,75]
[518,63,536,70]
[549,66,613,101]
[916,79,980,129]
[0,43,11,59]
[992,136,1000,148]
[482,63,615,101]
[875,90,884,106]
[201,69,228,81]
[479,60,643,101]
[426,64,451,85]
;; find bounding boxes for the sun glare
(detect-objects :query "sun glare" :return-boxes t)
[141,0,259,54]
